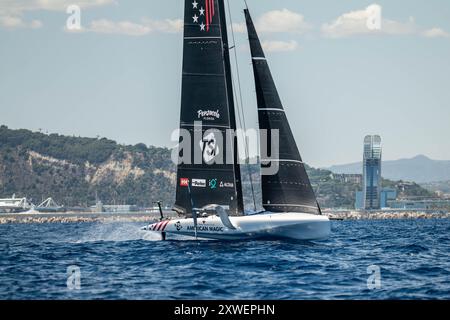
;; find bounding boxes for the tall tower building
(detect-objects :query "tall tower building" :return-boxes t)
[362,135,382,210]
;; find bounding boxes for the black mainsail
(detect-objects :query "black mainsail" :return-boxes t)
[244,9,321,215]
[174,0,244,215]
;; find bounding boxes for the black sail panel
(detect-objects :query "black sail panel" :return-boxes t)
[175,0,243,215]
[244,9,320,215]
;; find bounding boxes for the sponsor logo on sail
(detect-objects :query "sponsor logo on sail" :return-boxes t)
[209,178,218,189]
[197,109,220,121]
[192,179,206,187]
[180,178,189,187]
[219,181,234,188]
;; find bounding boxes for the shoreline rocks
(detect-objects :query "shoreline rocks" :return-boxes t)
[0,211,448,224]
[0,212,178,225]
[324,210,450,220]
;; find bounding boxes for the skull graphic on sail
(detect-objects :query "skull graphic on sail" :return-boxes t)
[200,132,220,163]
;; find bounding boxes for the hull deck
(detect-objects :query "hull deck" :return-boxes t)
[143,212,331,241]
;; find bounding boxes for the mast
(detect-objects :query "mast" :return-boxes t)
[244,9,321,215]
[218,0,244,214]
[174,0,244,216]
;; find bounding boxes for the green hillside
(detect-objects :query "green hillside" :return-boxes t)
[0,125,433,209]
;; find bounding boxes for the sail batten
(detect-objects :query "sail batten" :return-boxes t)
[244,9,321,215]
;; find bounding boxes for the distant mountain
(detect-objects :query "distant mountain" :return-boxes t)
[420,180,450,194]
[327,155,450,183]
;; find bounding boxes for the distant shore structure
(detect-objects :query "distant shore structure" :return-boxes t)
[0,194,32,213]
[355,135,382,210]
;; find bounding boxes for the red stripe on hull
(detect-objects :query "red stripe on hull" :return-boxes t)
[161,220,170,231]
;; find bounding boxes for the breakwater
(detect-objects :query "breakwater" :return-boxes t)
[0,210,448,224]
[325,210,450,220]
[0,212,178,224]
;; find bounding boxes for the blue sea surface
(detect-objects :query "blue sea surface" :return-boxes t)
[0,219,449,300]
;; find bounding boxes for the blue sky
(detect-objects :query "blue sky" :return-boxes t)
[1,0,449,167]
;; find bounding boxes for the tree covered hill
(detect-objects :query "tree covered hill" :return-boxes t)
[0,125,175,207]
[0,125,433,209]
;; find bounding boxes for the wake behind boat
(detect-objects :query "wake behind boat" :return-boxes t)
[143,0,330,241]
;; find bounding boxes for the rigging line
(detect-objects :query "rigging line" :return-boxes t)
[226,0,246,133]
[230,64,244,139]
[226,0,257,212]
[228,51,245,134]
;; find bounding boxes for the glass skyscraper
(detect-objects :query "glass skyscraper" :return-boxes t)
[362,135,382,210]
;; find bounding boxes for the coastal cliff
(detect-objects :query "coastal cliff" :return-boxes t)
[0,125,175,207]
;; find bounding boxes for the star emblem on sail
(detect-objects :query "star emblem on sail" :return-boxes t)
[192,0,215,32]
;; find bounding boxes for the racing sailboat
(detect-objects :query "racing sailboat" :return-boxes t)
[143,0,330,240]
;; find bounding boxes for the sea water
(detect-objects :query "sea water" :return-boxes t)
[0,219,449,299]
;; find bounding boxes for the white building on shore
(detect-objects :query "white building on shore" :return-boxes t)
[0,195,32,212]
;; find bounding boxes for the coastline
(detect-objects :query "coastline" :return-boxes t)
[324,210,450,221]
[0,210,449,224]
[0,211,178,224]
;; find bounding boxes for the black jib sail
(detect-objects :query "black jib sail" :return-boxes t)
[244,9,321,215]
[174,0,244,215]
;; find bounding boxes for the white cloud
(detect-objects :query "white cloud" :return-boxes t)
[0,15,42,29]
[66,18,183,36]
[230,10,305,54]
[422,27,450,38]
[0,0,115,15]
[141,18,183,34]
[322,4,417,38]
[381,17,417,35]
[40,0,115,11]
[256,9,311,34]
[0,0,114,30]
[261,40,299,52]
[231,9,311,34]
[0,15,25,28]
[88,19,151,36]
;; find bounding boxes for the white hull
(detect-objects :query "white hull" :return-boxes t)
[143,212,331,241]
